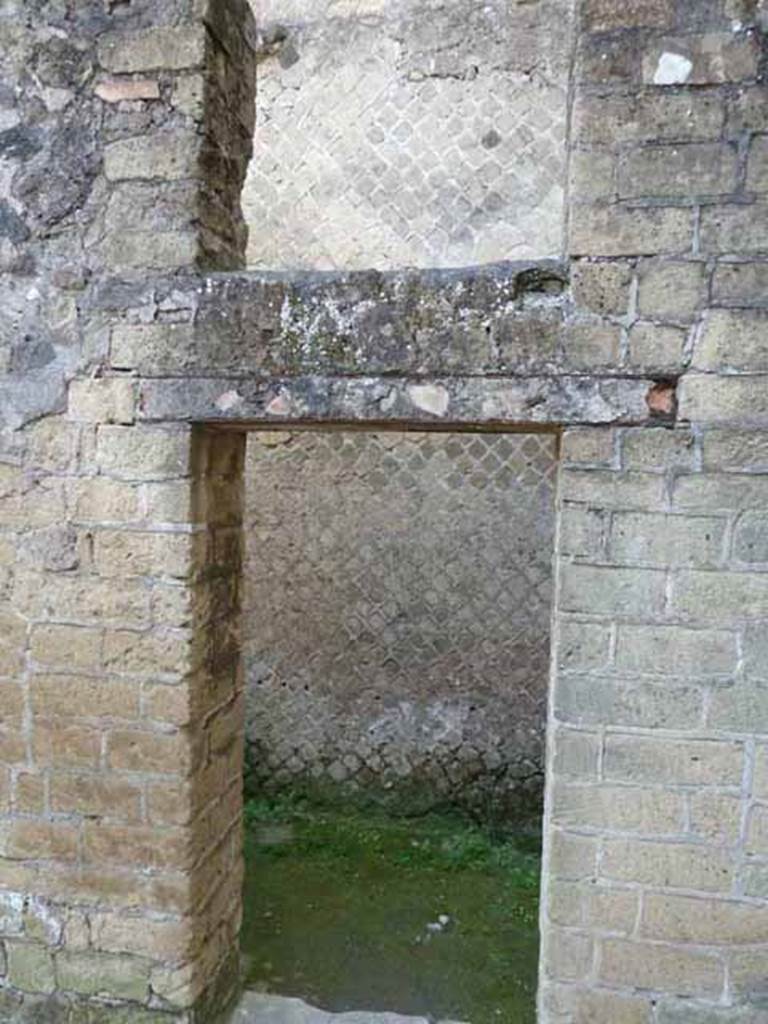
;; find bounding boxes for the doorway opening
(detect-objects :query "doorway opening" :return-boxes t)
[236,425,558,1023]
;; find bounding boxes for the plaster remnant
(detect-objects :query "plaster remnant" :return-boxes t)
[654,52,693,85]
[215,390,244,413]
[408,384,450,417]
[266,393,293,417]
[647,381,677,418]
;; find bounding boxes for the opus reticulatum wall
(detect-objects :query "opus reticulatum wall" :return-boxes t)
[242,0,571,269]
[0,1,766,1022]
[242,428,556,818]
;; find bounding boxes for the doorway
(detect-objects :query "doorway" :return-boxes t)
[237,426,558,1023]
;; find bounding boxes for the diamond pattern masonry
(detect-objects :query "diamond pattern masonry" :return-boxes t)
[244,0,570,269]
[243,430,556,814]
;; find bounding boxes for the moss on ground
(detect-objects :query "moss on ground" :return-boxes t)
[241,796,541,1023]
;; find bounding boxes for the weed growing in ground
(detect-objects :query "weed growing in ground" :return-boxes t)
[244,793,541,889]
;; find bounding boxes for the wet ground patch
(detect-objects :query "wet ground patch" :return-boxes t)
[241,797,541,1023]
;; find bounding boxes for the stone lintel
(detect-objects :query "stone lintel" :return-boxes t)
[99,261,580,378]
[137,374,667,428]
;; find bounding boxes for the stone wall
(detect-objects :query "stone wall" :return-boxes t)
[540,2,768,1021]
[243,0,572,269]
[0,0,766,1022]
[243,428,556,818]
[0,1,256,1020]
